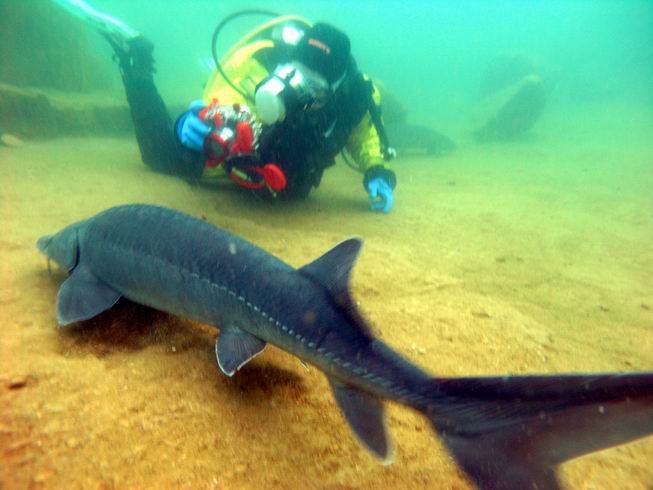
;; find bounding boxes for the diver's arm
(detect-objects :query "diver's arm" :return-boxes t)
[344,80,396,213]
[344,85,397,192]
[346,117,396,214]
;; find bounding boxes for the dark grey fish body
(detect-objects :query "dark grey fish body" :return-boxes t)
[65,208,398,383]
[81,206,310,348]
[51,206,431,411]
[38,204,653,489]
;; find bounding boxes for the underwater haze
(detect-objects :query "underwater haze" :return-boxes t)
[92,0,653,125]
[1,0,653,489]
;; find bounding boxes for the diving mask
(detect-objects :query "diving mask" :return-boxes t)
[255,62,331,125]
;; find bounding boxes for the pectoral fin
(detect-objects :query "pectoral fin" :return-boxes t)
[56,265,122,326]
[215,326,266,377]
[329,377,393,464]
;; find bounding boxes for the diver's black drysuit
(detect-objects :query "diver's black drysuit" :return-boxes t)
[113,36,392,199]
[112,37,204,179]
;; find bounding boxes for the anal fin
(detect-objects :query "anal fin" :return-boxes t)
[329,377,393,464]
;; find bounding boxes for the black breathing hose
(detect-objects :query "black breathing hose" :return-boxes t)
[210,9,280,104]
[210,10,392,169]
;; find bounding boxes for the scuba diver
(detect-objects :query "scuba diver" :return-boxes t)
[53,1,396,213]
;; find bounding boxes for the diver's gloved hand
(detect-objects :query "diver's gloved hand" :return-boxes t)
[175,100,210,152]
[367,177,394,213]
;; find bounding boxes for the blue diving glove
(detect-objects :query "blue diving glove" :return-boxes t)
[176,100,210,152]
[367,177,394,213]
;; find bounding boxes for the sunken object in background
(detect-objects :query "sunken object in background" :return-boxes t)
[472,54,547,142]
[376,82,457,158]
[0,0,130,138]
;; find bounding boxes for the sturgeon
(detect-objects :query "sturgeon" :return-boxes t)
[37,204,653,489]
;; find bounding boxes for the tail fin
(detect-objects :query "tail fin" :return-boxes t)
[423,373,653,489]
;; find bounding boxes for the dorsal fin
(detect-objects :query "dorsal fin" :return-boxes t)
[298,237,362,298]
[298,238,374,338]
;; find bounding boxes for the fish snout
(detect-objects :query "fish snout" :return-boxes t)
[37,235,53,255]
[35,227,80,272]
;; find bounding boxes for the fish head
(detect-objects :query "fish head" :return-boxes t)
[37,222,83,273]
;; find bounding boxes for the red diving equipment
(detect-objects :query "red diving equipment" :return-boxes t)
[199,100,255,167]
[228,163,287,192]
[199,100,287,192]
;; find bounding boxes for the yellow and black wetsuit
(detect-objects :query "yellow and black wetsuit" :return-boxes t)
[202,31,396,198]
[116,18,395,198]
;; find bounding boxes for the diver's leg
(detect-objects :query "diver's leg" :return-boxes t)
[109,37,206,179]
[52,0,203,177]
[108,36,183,174]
